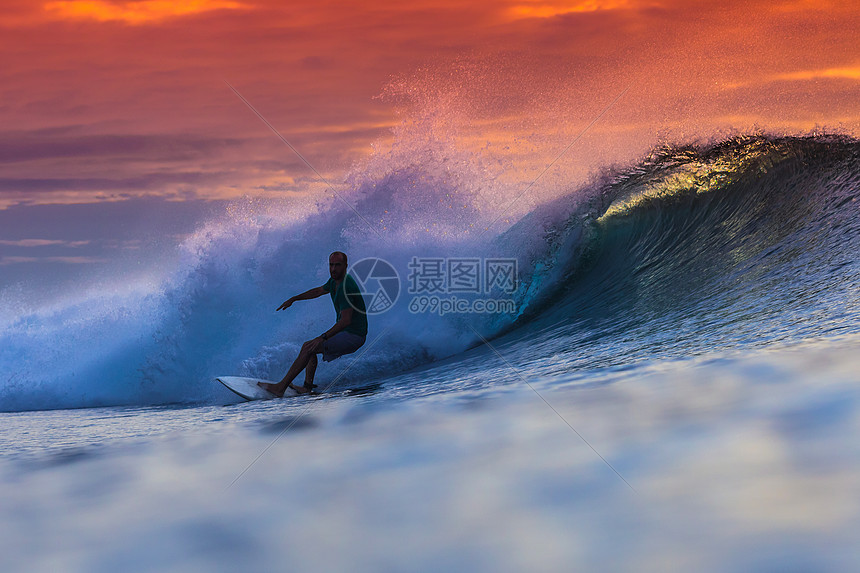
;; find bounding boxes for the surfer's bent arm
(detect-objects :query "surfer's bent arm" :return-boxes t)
[321,307,353,339]
[277,286,326,311]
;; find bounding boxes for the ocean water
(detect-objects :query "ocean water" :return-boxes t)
[1,134,859,571]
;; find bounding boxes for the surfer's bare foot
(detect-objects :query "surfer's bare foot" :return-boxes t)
[289,383,311,395]
[258,381,284,397]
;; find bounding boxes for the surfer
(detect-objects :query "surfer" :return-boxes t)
[258,251,368,397]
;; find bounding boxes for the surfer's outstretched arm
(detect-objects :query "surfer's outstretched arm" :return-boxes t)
[277,286,326,311]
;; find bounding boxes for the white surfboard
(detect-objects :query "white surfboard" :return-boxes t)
[216,376,300,401]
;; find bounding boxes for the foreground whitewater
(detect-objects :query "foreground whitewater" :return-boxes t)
[2,336,859,572]
[1,134,859,571]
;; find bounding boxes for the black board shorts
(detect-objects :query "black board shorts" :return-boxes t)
[322,331,366,362]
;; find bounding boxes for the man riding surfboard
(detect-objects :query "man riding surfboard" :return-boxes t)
[258,251,368,396]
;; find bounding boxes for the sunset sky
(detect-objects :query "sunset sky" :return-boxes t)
[1,0,858,292]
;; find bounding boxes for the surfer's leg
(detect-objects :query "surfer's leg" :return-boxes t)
[304,353,318,388]
[261,338,322,396]
[280,339,319,386]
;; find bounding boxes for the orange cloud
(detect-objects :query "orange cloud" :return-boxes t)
[506,0,636,20]
[725,66,860,89]
[775,66,860,81]
[43,0,247,25]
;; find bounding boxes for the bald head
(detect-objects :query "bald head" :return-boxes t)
[329,251,347,266]
[329,251,348,281]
